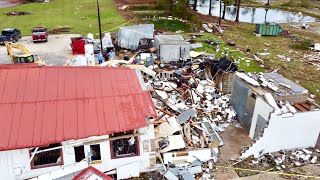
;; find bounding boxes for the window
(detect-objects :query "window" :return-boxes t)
[110,131,139,159]
[90,144,101,161]
[251,92,257,99]
[74,146,85,162]
[30,143,63,169]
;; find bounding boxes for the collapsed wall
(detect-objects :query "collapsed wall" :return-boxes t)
[241,110,320,158]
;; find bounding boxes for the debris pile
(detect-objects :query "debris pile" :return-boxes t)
[303,53,320,67]
[5,11,32,16]
[105,53,238,178]
[248,148,320,170]
[136,58,237,179]
[48,26,72,34]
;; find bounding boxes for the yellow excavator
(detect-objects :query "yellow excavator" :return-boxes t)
[5,42,45,65]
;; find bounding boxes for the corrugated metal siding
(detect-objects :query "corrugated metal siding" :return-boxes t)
[231,78,253,132]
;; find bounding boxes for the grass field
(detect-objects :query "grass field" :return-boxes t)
[0,0,126,36]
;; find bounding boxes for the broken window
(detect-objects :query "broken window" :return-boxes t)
[74,146,85,162]
[110,131,139,159]
[30,143,63,169]
[251,92,257,99]
[90,144,101,161]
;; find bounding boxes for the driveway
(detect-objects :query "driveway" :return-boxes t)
[0,34,80,66]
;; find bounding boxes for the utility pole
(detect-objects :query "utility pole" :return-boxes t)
[219,0,222,25]
[97,0,103,53]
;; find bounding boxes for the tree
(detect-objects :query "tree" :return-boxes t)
[235,0,241,22]
[193,0,198,11]
[222,0,234,20]
[222,1,226,19]
[266,0,270,6]
[209,0,212,15]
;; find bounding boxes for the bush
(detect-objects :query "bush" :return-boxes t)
[290,37,314,50]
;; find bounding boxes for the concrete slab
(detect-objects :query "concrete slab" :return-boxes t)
[214,125,252,180]
[0,34,80,65]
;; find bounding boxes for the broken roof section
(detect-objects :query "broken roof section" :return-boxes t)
[155,35,190,45]
[0,64,156,151]
[117,24,154,50]
[236,72,308,99]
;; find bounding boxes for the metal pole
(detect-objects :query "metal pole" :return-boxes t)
[20,147,39,180]
[97,0,103,54]
[219,0,222,25]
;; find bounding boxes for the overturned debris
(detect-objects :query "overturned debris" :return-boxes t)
[5,11,32,16]
[48,26,72,34]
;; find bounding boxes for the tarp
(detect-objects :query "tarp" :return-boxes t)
[102,32,113,48]
[117,24,154,50]
[190,51,204,58]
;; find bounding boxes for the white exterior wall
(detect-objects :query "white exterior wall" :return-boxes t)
[242,110,320,158]
[249,97,274,139]
[159,44,190,62]
[0,125,155,180]
[0,146,76,180]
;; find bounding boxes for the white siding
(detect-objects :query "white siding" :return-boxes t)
[249,97,274,139]
[242,110,320,158]
[0,125,155,180]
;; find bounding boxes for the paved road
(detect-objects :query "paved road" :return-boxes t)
[0,34,80,66]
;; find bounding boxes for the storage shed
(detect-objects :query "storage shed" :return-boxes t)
[255,23,283,36]
[154,35,191,62]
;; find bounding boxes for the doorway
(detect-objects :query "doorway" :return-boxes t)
[316,133,320,149]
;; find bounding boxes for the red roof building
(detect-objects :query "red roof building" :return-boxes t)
[0,64,156,151]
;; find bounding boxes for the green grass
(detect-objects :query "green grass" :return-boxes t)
[0,0,126,36]
[217,21,320,102]
[183,33,264,73]
[151,19,192,32]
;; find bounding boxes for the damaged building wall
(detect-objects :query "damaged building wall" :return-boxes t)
[154,35,191,62]
[158,44,190,62]
[117,24,154,50]
[0,125,156,180]
[216,72,235,94]
[231,78,255,132]
[249,97,274,139]
[0,145,76,180]
[242,110,320,158]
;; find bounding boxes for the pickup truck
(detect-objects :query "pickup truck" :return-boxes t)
[0,28,21,45]
[32,27,48,42]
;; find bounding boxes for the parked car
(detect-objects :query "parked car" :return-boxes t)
[32,27,48,42]
[0,28,21,45]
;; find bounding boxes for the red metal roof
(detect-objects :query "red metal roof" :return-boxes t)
[0,64,156,151]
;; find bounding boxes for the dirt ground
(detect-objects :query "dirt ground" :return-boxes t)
[213,125,253,180]
[232,165,320,180]
[0,34,79,66]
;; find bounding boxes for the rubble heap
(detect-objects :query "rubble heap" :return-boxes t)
[247,148,320,170]
[137,59,237,179]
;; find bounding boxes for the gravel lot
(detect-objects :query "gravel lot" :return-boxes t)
[0,34,80,66]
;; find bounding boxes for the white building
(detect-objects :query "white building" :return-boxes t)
[154,35,191,62]
[230,72,320,158]
[0,126,157,180]
[0,64,157,180]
